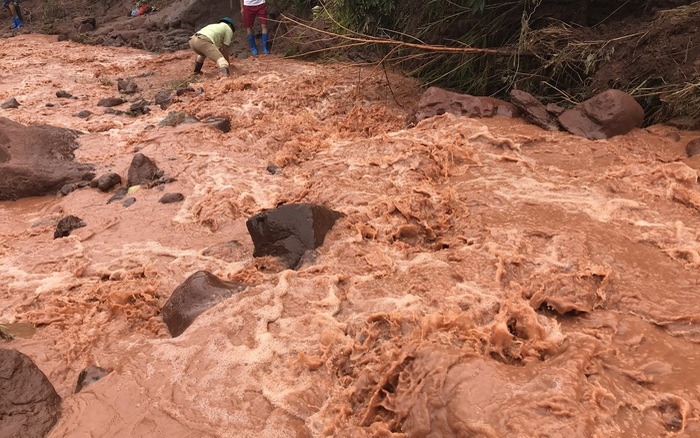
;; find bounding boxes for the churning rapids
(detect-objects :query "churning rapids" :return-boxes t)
[1,34,700,437]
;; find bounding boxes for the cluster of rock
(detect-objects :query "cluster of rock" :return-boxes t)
[407,86,647,141]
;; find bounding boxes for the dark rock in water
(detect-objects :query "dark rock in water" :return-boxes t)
[685,138,700,157]
[56,90,73,98]
[128,99,150,116]
[46,103,55,107]
[159,193,184,204]
[509,89,560,131]
[266,163,279,174]
[161,271,247,337]
[107,187,128,204]
[76,110,92,118]
[126,152,161,186]
[246,203,344,269]
[0,349,62,438]
[95,172,122,192]
[54,215,86,239]
[117,78,139,95]
[557,89,644,140]
[176,87,195,96]
[122,197,136,207]
[205,117,231,133]
[59,181,89,196]
[154,90,172,110]
[1,97,20,109]
[75,365,111,393]
[97,97,126,107]
[406,86,518,127]
[159,111,199,127]
[0,117,94,200]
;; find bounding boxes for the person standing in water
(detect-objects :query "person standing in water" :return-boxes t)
[3,0,22,29]
[240,0,269,55]
[189,17,236,77]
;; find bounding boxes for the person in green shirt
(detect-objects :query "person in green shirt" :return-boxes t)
[189,17,236,77]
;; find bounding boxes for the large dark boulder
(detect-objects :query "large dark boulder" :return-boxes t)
[246,203,344,269]
[161,271,247,337]
[126,153,162,187]
[557,89,644,140]
[406,86,518,126]
[0,117,94,200]
[0,349,61,438]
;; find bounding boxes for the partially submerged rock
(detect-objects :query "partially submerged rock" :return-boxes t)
[54,215,86,239]
[0,117,94,200]
[75,365,112,393]
[0,349,61,438]
[685,138,700,157]
[406,86,518,126]
[205,117,231,133]
[97,97,126,107]
[93,172,122,192]
[159,111,199,127]
[126,153,163,187]
[1,98,20,109]
[161,271,247,337]
[246,203,344,269]
[159,193,184,204]
[509,89,560,131]
[557,89,644,140]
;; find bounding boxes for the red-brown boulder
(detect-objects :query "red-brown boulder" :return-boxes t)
[557,89,644,140]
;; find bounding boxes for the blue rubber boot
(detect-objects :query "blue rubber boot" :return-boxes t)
[262,33,269,54]
[10,17,21,29]
[247,34,258,56]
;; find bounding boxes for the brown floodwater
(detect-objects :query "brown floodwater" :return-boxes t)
[1,34,700,437]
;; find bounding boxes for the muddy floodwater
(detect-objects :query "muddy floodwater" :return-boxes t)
[1,35,700,437]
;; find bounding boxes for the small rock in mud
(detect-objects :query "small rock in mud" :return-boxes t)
[159,111,199,127]
[117,78,138,94]
[0,349,62,438]
[159,193,184,204]
[1,98,19,109]
[56,90,73,98]
[122,197,136,207]
[266,163,279,174]
[97,97,126,107]
[246,203,344,269]
[176,87,196,96]
[75,365,111,393]
[107,187,128,204]
[685,138,700,157]
[154,90,172,109]
[54,215,86,239]
[161,270,247,337]
[46,103,55,107]
[128,99,150,116]
[94,172,122,192]
[59,181,89,196]
[75,110,92,118]
[205,117,231,133]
